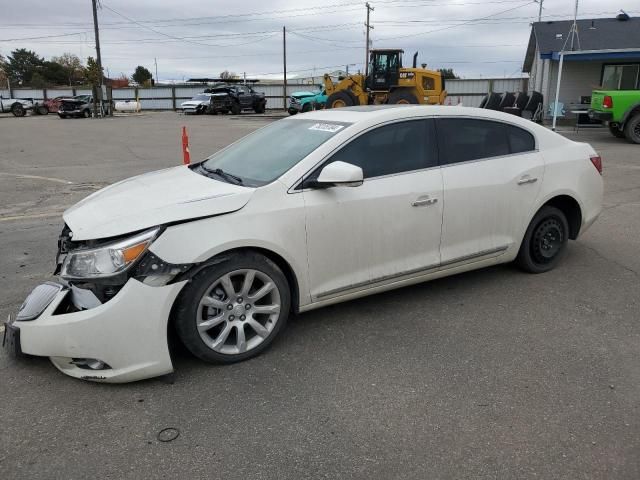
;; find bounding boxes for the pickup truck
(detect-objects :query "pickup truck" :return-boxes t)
[589,90,640,143]
[0,95,35,117]
[288,88,327,115]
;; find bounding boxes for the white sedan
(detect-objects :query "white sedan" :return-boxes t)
[4,106,603,382]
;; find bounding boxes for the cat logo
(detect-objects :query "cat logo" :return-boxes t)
[399,72,415,79]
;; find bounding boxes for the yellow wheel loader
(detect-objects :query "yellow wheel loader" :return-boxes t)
[324,49,447,108]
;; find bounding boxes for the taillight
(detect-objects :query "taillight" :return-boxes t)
[590,155,602,175]
[602,96,613,109]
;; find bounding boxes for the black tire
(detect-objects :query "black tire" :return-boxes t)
[516,206,569,274]
[301,102,312,113]
[623,114,640,144]
[388,90,419,105]
[608,123,625,138]
[174,251,291,364]
[288,109,297,116]
[325,90,358,109]
[82,109,91,118]
[253,101,266,114]
[230,101,242,115]
[11,104,26,117]
[58,113,67,119]
[36,105,48,115]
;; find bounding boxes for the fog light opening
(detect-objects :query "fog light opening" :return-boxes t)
[71,358,112,370]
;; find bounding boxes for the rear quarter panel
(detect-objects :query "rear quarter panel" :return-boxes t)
[536,139,603,235]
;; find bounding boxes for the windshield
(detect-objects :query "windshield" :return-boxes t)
[201,119,351,186]
[192,94,210,101]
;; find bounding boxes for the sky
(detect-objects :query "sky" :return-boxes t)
[0,0,638,81]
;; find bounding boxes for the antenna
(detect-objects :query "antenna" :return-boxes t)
[561,0,581,52]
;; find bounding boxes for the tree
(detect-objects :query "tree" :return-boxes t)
[5,48,44,84]
[438,68,458,80]
[42,61,68,85]
[0,54,7,86]
[29,72,47,88]
[52,53,84,85]
[132,65,152,85]
[220,70,239,80]
[84,56,103,86]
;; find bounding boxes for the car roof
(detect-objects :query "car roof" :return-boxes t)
[298,105,550,131]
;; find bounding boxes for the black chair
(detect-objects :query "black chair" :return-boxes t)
[498,92,516,110]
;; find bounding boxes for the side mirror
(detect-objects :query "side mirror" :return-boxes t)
[313,161,363,188]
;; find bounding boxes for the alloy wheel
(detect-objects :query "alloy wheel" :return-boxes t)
[196,269,281,355]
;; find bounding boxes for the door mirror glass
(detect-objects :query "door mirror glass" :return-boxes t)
[315,161,363,187]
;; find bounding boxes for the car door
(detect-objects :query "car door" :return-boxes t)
[237,86,253,109]
[301,119,443,300]
[435,117,543,265]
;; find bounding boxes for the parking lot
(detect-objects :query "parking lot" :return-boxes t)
[1,111,639,479]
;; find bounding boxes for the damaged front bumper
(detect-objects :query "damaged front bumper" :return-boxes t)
[6,278,186,383]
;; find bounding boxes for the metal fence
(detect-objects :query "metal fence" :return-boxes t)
[2,77,528,110]
[444,78,529,108]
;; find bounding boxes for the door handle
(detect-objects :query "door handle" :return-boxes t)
[517,176,538,185]
[412,196,438,207]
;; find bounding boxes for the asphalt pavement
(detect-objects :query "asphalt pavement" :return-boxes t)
[1,112,639,479]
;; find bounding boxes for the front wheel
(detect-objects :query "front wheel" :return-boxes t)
[230,101,241,115]
[624,114,640,144]
[325,90,358,109]
[388,90,419,105]
[174,252,290,363]
[516,206,569,273]
[36,105,49,115]
[83,109,91,118]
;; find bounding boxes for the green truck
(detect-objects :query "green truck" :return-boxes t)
[589,90,640,143]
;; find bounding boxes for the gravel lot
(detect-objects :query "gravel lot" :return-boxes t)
[1,111,639,479]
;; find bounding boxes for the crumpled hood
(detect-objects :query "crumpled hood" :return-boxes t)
[181,100,207,107]
[64,165,254,240]
[292,91,319,99]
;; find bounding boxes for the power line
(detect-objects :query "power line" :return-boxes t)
[375,0,537,41]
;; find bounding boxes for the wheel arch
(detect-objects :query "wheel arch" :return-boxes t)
[539,194,583,240]
[621,102,640,125]
[166,245,302,352]
[174,246,301,313]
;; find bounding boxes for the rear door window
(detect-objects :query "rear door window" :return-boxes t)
[435,118,523,165]
[507,125,536,153]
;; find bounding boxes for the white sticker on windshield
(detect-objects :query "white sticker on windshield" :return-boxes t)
[308,123,344,133]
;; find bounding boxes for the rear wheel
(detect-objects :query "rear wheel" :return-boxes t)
[388,90,419,105]
[608,123,625,138]
[624,114,640,144]
[11,104,25,117]
[36,105,48,115]
[325,90,358,109]
[253,101,266,114]
[174,252,290,364]
[516,206,569,274]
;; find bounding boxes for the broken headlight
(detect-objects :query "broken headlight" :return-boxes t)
[60,228,160,280]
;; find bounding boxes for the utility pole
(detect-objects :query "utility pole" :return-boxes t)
[154,57,158,84]
[536,0,543,22]
[569,0,580,51]
[91,0,104,117]
[364,2,374,77]
[283,26,287,111]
